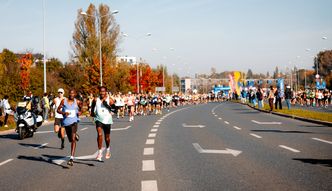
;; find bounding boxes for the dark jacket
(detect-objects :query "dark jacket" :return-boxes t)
[285,89,292,99]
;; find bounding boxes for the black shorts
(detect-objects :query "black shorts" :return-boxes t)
[54,118,63,126]
[64,123,78,142]
[95,120,111,134]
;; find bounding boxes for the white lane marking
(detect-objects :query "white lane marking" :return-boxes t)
[148,133,157,138]
[151,129,158,132]
[214,115,218,117]
[52,148,105,165]
[143,148,154,155]
[192,143,242,156]
[182,123,205,128]
[0,159,13,166]
[224,121,230,125]
[34,143,48,149]
[111,126,131,131]
[157,119,162,122]
[279,145,300,153]
[142,160,155,171]
[81,127,88,131]
[250,133,262,139]
[146,139,155,145]
[218,117,222,120]
[35,130,53,134]
[251,120,282,125]
[233,126,241,130]
[312,138,332,145]
[153,125,159,128]
[155,122,161,125]
[211,103,223,113]
[141,180,158,191]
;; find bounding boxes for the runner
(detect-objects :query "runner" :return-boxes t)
[57,89,82,166]
[52,88,66,149]
[90,86,114,161]
[127,92,135,121]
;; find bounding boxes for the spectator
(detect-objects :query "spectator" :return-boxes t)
[41,93,50,122]
[256,88,264,109]
[2,95,12,128]
[268,86,275,112]
[274,87,282,110]
[285,86,292,110]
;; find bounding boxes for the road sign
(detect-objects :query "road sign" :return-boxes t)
[155,87,165,92]
[172,87,179,92]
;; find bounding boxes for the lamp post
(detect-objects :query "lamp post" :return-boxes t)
[80,10,119,86]
[43,0,46,93]
[122,33,151,93]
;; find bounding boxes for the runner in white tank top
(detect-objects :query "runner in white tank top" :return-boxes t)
[91,86,115,161]
[53,88,66,149]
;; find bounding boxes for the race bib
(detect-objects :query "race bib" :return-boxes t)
[65,109,76,118]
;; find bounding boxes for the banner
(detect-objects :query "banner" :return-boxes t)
[233,71,241,95]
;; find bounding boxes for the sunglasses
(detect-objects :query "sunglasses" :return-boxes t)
[58,92,63,94]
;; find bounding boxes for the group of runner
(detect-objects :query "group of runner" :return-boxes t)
[52,88,221,166]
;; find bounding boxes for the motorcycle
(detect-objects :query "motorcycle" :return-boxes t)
[14,101,43,140]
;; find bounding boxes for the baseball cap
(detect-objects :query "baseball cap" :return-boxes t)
[58,88,64,94]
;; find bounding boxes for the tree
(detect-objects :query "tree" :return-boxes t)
[71,3,120,92]
[315,50,332,88]
[18,53,33,92]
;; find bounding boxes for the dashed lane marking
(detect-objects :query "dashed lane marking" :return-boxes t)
[148,133,157,138]
[141,180,158,191]
[34,143,48,149]
[153,125,159,128]
[250,133,262,139]
[312,138,332,145]
[142,160,155,171]
[143,148,154,155]
[151,129,158,132]
[279,145,300,153]
[224,121,229,125]
[0,159,13,166]
[233,126,241,130]
[146,139,155,145]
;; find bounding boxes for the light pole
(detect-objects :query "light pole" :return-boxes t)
[81,10,119,86]
[43,0,46,93]
[122,33,151,93]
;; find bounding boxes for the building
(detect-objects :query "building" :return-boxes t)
[116,56,137,65]
[180,78,229,94]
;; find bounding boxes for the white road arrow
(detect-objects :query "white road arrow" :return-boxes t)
[251,120,282,125]
[52,148,105,165]
[182,123,205,128]
[192,143,242,157]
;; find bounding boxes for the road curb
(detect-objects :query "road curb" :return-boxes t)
[233,101,332,127]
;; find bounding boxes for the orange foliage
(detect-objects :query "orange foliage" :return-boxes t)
[18,54,33,91]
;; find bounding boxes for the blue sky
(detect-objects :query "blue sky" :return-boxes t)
[0,0,331,77]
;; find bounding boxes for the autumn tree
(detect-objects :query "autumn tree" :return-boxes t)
[315,50,332,88]
[18,53,33,93]
[71,3,120,93]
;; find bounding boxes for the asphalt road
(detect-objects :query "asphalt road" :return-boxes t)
[0,102,331,191]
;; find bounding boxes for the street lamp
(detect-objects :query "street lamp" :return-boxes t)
[43,0,46,93]
[80,9,119,86]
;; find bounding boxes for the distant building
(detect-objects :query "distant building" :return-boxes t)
[180,78,229,94]
[116,56,137,65]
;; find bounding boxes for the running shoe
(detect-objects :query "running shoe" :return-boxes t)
[96,153,102,161]
[105,150,111,159]
[67,159,74,166]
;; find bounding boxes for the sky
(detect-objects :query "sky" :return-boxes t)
[0,0,331,77]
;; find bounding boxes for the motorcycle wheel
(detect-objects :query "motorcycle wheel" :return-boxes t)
[18,126,25,140]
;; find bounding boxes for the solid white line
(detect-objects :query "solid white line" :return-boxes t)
[153,125,159,128]
[111,126,131,131]
[81,127,88,131]
[151,129,158,132]
[279,145,300,153]
[141,180,158,191]
[312,138,332,145]
[142,160,155,171]
[143,148,154,155]
[34,143,48,149]
[224,121,229,125]
[148,133,157,138]
[146,139,155,145]
[233,126,241,130]
[0,159,13,166]
[250,133,262,139]
[218,117,222,120]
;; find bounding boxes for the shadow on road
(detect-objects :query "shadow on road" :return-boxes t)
[0,134,18,140]
[18,143,60,150]
[17,154,95,169]
[251,130,313,134]
[293,158,332,169]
